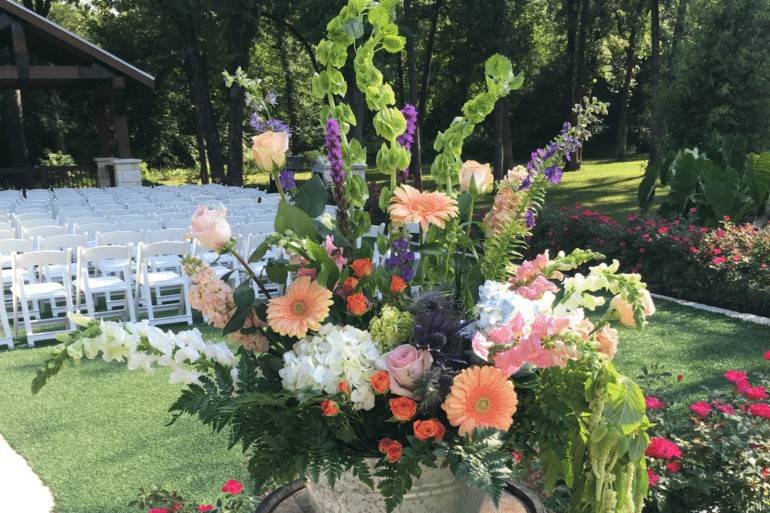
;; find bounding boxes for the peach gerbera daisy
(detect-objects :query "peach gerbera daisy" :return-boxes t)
[266,276,333,338]
[389,185,459,231]
[442,366,518,436]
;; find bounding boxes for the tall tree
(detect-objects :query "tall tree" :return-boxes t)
[615,0,648,161]
[647,0,663,176]
[223,0,262,186]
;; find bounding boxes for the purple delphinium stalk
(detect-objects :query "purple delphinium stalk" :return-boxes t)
[396,104,419,183]
[250,114,291,136]
[279,169,296,191]
[520,121,585,190]
[525,208,537,229]
[324,118,345,199]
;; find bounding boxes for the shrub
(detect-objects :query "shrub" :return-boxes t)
[530,204,770,315]
[637,358,770,513]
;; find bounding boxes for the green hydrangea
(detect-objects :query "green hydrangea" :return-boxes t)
[368,306,414,351]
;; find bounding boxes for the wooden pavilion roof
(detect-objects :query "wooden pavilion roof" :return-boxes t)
[0,0,154,89]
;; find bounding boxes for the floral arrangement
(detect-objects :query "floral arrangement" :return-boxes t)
[531,204,770,316]
[637,355,770,513]
[33,2,655,513]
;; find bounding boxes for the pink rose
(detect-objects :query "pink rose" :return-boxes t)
[459,160,494,194]
[610,289,655,327]
[189,206,232,250]
[376,344,432,399]
[596,325,618,360]
[252,130,289,172]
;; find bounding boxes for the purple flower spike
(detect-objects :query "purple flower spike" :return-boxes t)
[279,169,296,191]
[396,104,419,183]
[525,208,537,229]
[325,118,345,201]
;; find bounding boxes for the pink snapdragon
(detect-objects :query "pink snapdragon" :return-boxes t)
[493,315,577,376]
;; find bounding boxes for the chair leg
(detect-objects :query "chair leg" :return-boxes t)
[12,295,18,339]
[125,286,137,323]
[84,289,96,318]
[143,282,154,321]
[19,299,34,347]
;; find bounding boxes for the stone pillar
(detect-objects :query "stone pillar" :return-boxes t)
[112,158,143,187]
[94,157,115,187]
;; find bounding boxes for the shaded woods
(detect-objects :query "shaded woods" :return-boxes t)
[2,0,769,186]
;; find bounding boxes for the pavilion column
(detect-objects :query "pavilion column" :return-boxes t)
[110,77,131,158]
[94,86,113,158]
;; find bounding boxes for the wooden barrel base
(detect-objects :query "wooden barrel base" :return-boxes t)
[256,481,545,513]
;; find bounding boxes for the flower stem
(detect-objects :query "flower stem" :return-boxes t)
[272,164,286,202]
[230,248,272,299]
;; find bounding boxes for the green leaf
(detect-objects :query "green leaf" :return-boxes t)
[457,192,472,220]
[378,186,391,211]
[275,201,317,238]
[224,304,251,334]
[266,261,289,284]
[604,376,646,426]
[233,281,255,308]
[294,175,329,218]
[627,432,649,462]
[249,240,270,263]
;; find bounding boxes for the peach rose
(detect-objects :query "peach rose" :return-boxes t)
[611,290,655,327]
[376,344,433,399]
[320,400,340,417]
[459,160,494,194]
[596,325,618,360]
[189,205,232,250]
[251,130,289,172]
[371,370,390,394]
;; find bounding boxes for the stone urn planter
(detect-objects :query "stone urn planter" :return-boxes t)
[304,458,485,513]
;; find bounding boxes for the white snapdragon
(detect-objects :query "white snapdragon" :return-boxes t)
[279,324,381,411]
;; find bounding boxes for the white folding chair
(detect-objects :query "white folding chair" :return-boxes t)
[11,250,75,346]
[191,240,239,286]
[238,221,274,237]
[0,229,16,240]
[35,234,86,280]
[144,228,186,244]
[0,268,13,349]
[23,225,69,242]
[76,245,136,322]
[95,230,143,275]
[120,219,161,232]
[162,218,191,230]
[13,212,52,223]
[135,241,192,326]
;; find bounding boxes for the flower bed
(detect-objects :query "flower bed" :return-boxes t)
[637,352,770,513]
[530,204,770,316]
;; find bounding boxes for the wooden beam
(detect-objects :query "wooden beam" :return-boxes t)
[0,14,12,32]
[10,21,28,80]
[94,85,113,157]
[0,65,114,87]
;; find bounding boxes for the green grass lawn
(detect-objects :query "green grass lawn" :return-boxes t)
[0,302,767,512]
[544,156,666,220]
[0,328,250,513]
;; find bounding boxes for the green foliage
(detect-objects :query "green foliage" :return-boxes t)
[430,54,523,190]
[445,430,513,507]
[293,175,330,218]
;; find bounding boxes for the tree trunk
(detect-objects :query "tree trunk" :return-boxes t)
[180,14,226,183]
[671,0,689,61]
[414,0,444,189]
[225,4,261,186]
[278,30,301,149]
[648,0,664,176]
[567,0,591,170]
[615,0,645,162]
[565,0,579,114]
[49,92,66,153]
[4,90,30,167]
[403,0,420,183]
[396,52,405,106]
[345,63,366,144]
[196,118,209,184]
[502,102,514,170]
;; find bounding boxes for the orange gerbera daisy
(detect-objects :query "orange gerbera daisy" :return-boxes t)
[389,185,459,231]
[266,276,333,338]
[441,366,518,437]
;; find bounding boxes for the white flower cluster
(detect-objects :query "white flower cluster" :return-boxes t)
[279,324,381,411]
[556,260,623,315]
[475,280,554,331]
[63,316,238,386]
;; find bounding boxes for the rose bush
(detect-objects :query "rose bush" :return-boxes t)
[530,204,770,316]
[636,357,770,513]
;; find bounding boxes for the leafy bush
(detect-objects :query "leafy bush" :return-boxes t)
[129,479,258,513]
[636,356,770,513]
[531,204,770,315]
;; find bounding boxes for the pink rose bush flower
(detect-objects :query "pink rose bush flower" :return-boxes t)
[645,396,666,410]
[376,344,432,399]
[690,401,712,418]
[188,205,232,251]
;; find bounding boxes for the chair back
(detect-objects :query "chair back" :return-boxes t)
[0,229,16,240]
[13,249,72,283]
[23,225,69,240]
[144,228,186,244]
[37,234,87,252]
[96,230,144,246]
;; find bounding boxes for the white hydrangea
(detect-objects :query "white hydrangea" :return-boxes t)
[475,280,554,331]
[279,324,381,411]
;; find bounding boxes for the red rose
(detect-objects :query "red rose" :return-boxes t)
[346,293,369,316]
[677,374,683,382]
[370,371,390,394]
[351,258,373,278]
[389,397,417,421]
[690,401,711,418]
[647,468,659,487]
[413,419,446,442]
[724,370,748,383]
[378,438,396,453]
[511,451,522,463]
[743,386,769,401]
[645,438,682,460]
[320,400,340,417]
[198,506,215,512]
[221,479,243,495]
[338,381,351,397]
[390,275,407,294]
[149,509,169,513]
[385,441,403,463]
[748,403,770,419]
[665,461,681,473]
[764,350,770,361]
